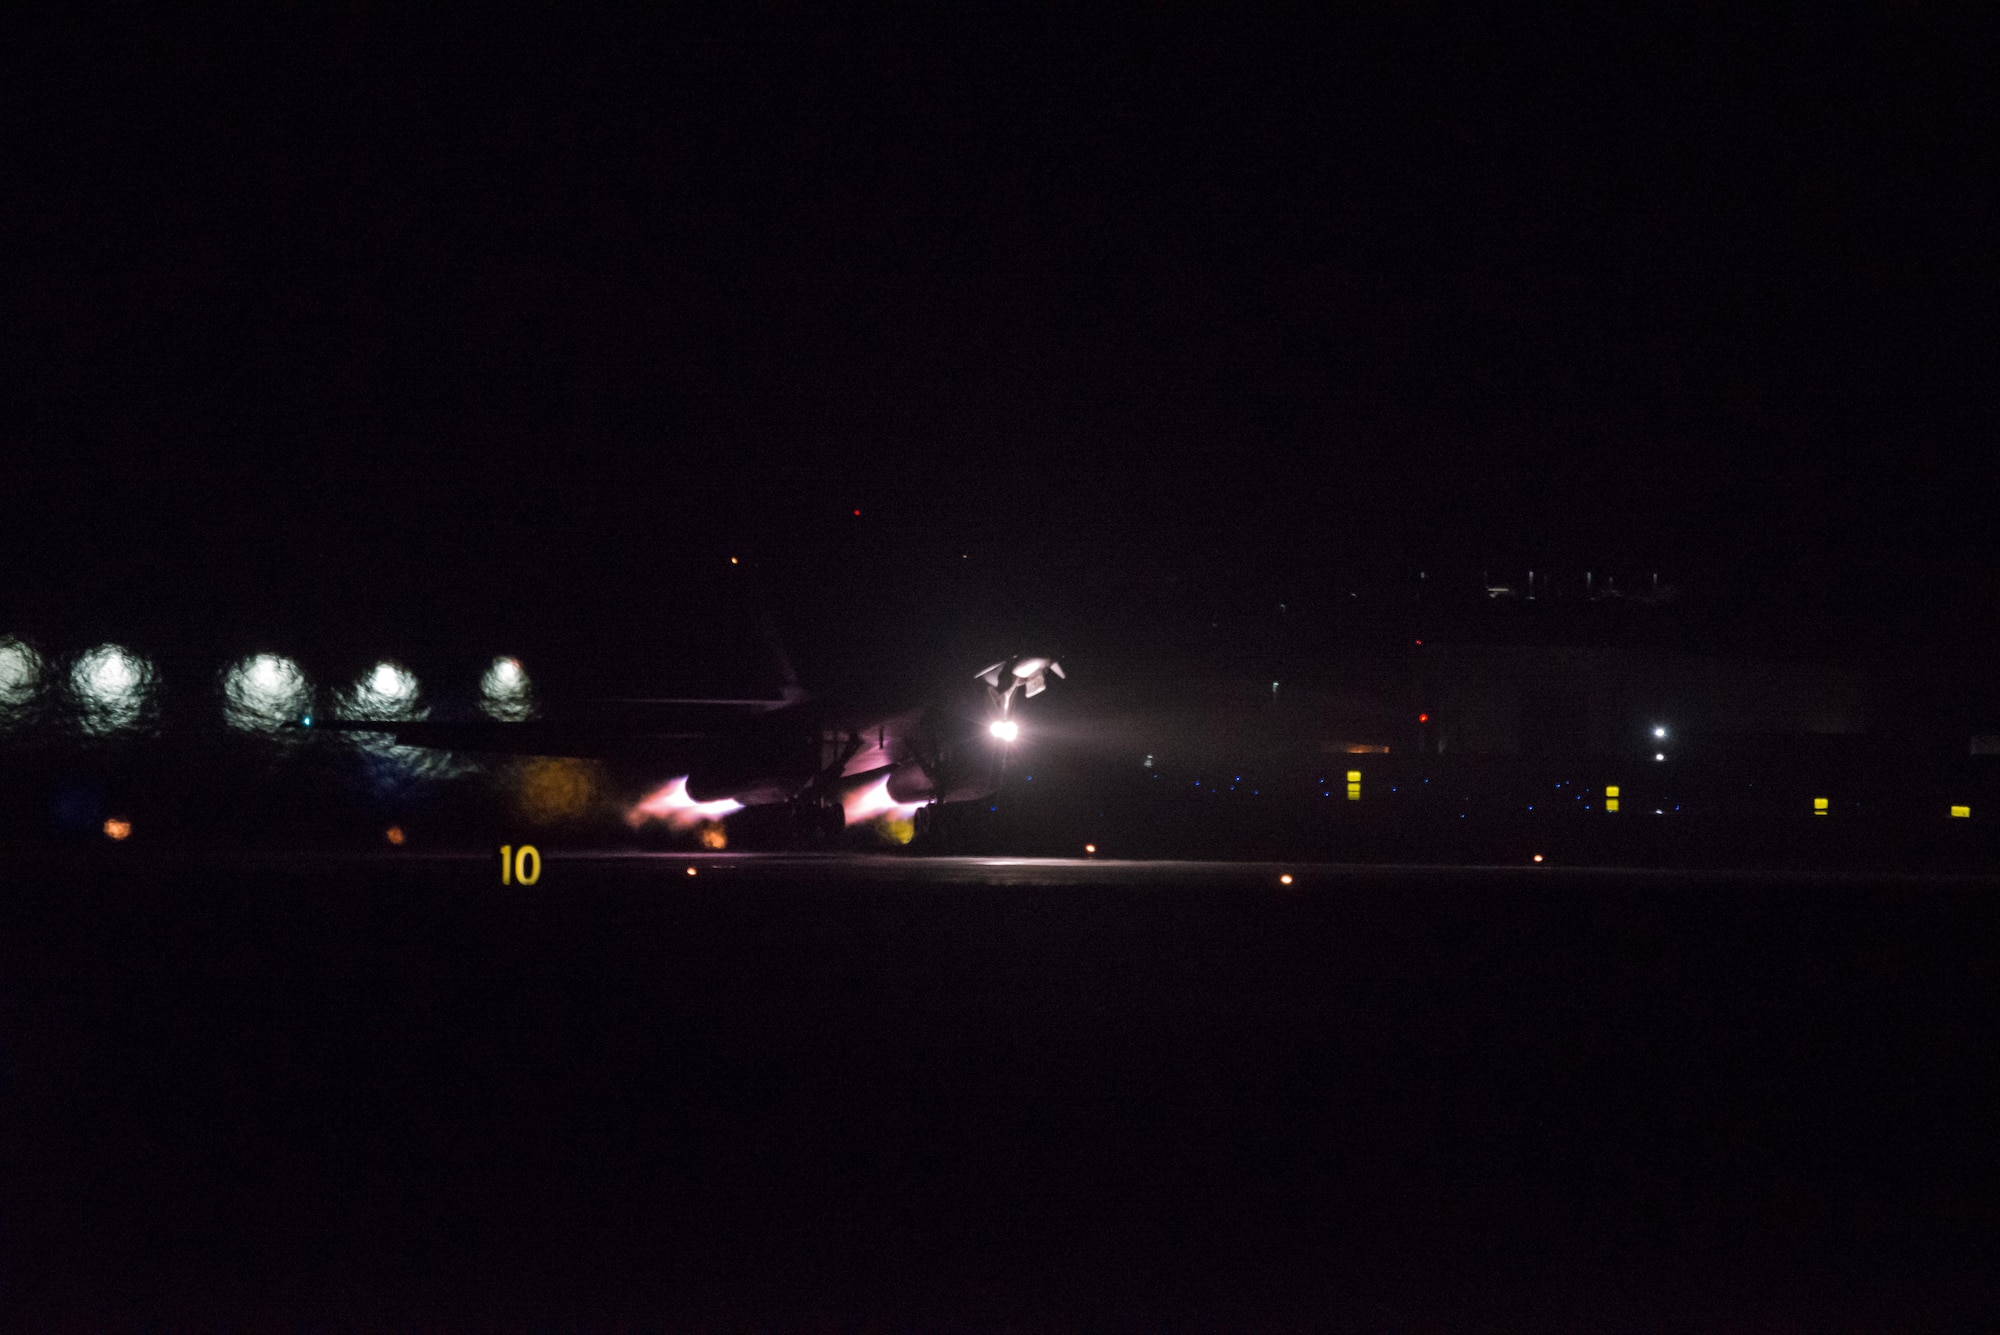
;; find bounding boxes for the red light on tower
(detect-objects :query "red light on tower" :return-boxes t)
[852,509,861,517]
[1418,713,1429,723]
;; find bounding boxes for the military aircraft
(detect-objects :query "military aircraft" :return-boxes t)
[317,650,1066,844]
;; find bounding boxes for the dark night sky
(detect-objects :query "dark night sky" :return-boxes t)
[4,8,1994,686]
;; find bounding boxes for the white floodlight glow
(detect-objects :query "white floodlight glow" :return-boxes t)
[340,660,423,720]
[69,644,156,735]
[479,655,536,721]
[989,719,1020,742]
[0,636,44,709]
[1653,725,1668,739]
[1654,752,1665,761]
[224,653,312,731]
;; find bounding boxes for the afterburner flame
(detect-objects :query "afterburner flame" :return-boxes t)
[627,776,744,830]
[842,775,927,835]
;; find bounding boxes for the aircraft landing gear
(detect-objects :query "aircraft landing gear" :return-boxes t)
[790,793,846,846]
[911,800,949,852]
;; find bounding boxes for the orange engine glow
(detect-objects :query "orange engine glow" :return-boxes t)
[627,776,745,831]
[384,825,406,846]
[102,818,132,841]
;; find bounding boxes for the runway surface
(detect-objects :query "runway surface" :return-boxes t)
[227,845,2000,885]
[2,850,1993,1324]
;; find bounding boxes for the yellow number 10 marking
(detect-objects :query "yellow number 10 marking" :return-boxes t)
[500,844,542,885]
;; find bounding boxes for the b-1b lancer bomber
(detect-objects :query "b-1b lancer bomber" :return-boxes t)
[322,651,1066,844]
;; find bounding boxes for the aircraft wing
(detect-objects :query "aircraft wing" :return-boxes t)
[309,715,739,762]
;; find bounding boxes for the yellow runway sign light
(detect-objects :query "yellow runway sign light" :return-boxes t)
[1950,805,1970,819]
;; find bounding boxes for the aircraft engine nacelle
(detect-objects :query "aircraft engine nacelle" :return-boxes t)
[684,757,797,807]
[885,762,937,805]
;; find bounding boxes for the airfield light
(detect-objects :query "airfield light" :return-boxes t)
[989,719,1019,742]
[1653,725,1668,739]
[479,656,536,721]
[1279,873,1294,885]
[1605,785,1620,813]
[1418,713,1429,723]
[102,818,131,841]
[0,636,43,708]
[686,866,698,876]
[1950,805,1970,819]
[730,557,738,564]
[385,825,406,845]
[1813,798,1828,815]
[71,644,154,735]
[1654,752,1665,761]
[1085,843,1097,854]
[1533,854,1544,863]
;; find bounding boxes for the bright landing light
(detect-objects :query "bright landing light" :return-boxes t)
[989,719,1019,741]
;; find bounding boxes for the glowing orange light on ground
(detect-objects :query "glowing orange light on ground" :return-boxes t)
[685,866,697,876]
[385,825,406,845]
[698,822,727,850]
[1085,843,1097,854]
[1533,854,1544,863]
[102,818,131,841]
[1279,873,1294,885]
